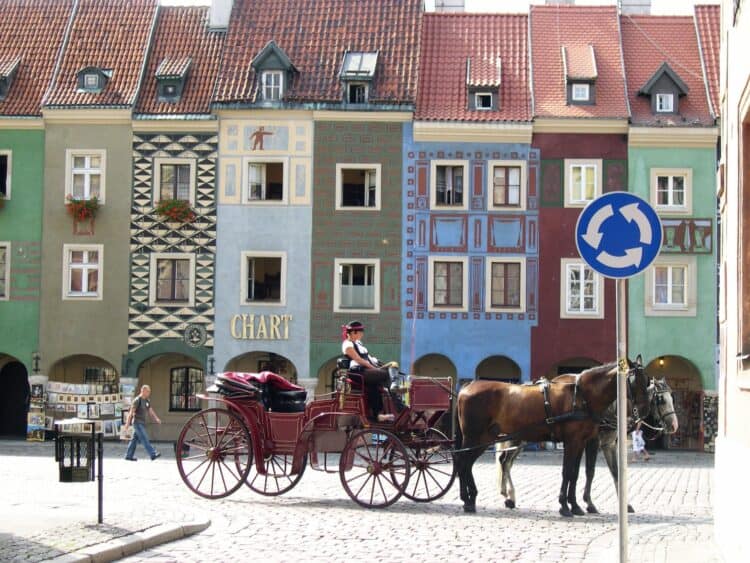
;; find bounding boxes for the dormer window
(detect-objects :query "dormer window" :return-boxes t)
[563,45,597,105]
[347,83,367,104]
[571,83,590,102]
[77,67,111,93]
[466,56,501,111]
[638,62,688,116]
[475,92,493,110]
[251,41,296,105]
[0,56,20,101]
[262,71,283,101]
[656,93,674,113]
[340,51,378,105]
[155,57,192,103]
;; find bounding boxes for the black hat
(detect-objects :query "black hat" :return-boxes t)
[345,320,365,332]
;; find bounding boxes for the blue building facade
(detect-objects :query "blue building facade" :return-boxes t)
[401,124,539,382]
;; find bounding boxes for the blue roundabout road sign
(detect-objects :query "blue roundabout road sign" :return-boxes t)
[575,192,662,279]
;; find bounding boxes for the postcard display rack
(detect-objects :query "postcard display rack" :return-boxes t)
[39,377,138,440]
[27,375,48,441]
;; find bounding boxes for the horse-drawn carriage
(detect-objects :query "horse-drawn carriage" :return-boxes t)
[176,368,455,508]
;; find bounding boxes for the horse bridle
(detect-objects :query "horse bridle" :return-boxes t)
[624,364,649,421]
[640,379,675,435]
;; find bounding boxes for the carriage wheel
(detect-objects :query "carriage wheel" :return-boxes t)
[245,453,307,496]
[176,408,252,499]
[339,429,410,508]
[401,428,456,503]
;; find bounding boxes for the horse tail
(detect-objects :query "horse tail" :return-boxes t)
[453,393,463,452]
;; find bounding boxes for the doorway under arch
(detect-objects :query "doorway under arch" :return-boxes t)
[646,355,704,451]
[0,359,29,437]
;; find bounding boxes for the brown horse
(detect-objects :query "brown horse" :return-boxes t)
[497,376,678,513]
[454,356,651,516]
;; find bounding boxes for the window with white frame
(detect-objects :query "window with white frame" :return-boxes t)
[560,259,603,318]
[63,244,103,300]
[571,83,590,102]
[650,168,691,214]
[241,251,286,305]
[645,256,696,316]
[244,158,286,203]
[336,164,381,210]
[154,158,196,204]
[261,70,283,101]
[66,150,105,203]
[0,242,9,300]
[488,160,526,209]
[485,258,525,312]
[334,258,380,313]
[564,159,601,207]
[655,93,674,113]
[428,256,468,312]
[0,151,11,200]
[149,252,195,306]
[431,160,468,209]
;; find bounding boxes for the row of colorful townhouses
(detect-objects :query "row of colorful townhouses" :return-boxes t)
[0,0,720,448]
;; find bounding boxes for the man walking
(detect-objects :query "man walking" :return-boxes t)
[124,384,161,461]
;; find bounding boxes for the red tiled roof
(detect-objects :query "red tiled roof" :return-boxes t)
[694,4,720,119]
[563,45,597,80]
[0,56,21,78]
[156,57,192,79]
[215,0,421,106]
[416,13,530,122]
[621,14,713,127]
[467,56,502,88]
[530,5,628,119]
[44,0,157,108]
[137,7,224,115]
[0,0,74,116]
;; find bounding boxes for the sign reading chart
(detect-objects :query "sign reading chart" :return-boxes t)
[575,192,663,279]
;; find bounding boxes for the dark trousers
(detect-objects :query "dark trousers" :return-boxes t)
[351,366,390,417]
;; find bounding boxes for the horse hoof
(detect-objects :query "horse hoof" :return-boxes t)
[505,499,516,509]
[572,506,585,516]
[463,504,476,513]
[587,506,599,514]
[628,505,635,514]
[559,507,573,518]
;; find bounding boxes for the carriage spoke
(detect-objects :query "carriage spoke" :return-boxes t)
[340,429,410,508]
[177,408,252,499]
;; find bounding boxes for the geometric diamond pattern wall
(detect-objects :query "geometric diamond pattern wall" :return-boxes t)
[128,132,217,351]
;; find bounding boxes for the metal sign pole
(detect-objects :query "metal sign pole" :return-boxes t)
[616,278,628,563]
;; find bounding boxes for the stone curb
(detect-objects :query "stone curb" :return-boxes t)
[44,519,211,563]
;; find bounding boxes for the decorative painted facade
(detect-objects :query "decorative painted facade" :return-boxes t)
[0,0,74,436]
[622,11,719,451]
[528,5,629,378]
[125,5,225,439]
[213,114,314,384]
[310,119,405,390]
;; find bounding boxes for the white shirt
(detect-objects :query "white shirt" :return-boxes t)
[342,339,378,369]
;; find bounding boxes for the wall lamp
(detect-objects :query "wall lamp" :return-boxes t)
[658,356,665,367]
[31,352,40,374]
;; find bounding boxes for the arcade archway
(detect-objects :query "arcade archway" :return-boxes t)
[0,357,29,437]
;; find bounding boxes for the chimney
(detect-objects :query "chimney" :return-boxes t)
[434,0,465,12]
[619,0,651,15]
[209,0,233,31]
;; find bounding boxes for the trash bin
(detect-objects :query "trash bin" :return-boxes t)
[55,420,97,483]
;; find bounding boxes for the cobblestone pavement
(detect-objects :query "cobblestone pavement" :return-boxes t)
[0,439,724,562]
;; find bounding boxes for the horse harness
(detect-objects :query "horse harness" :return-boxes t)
[536,376,594,440]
